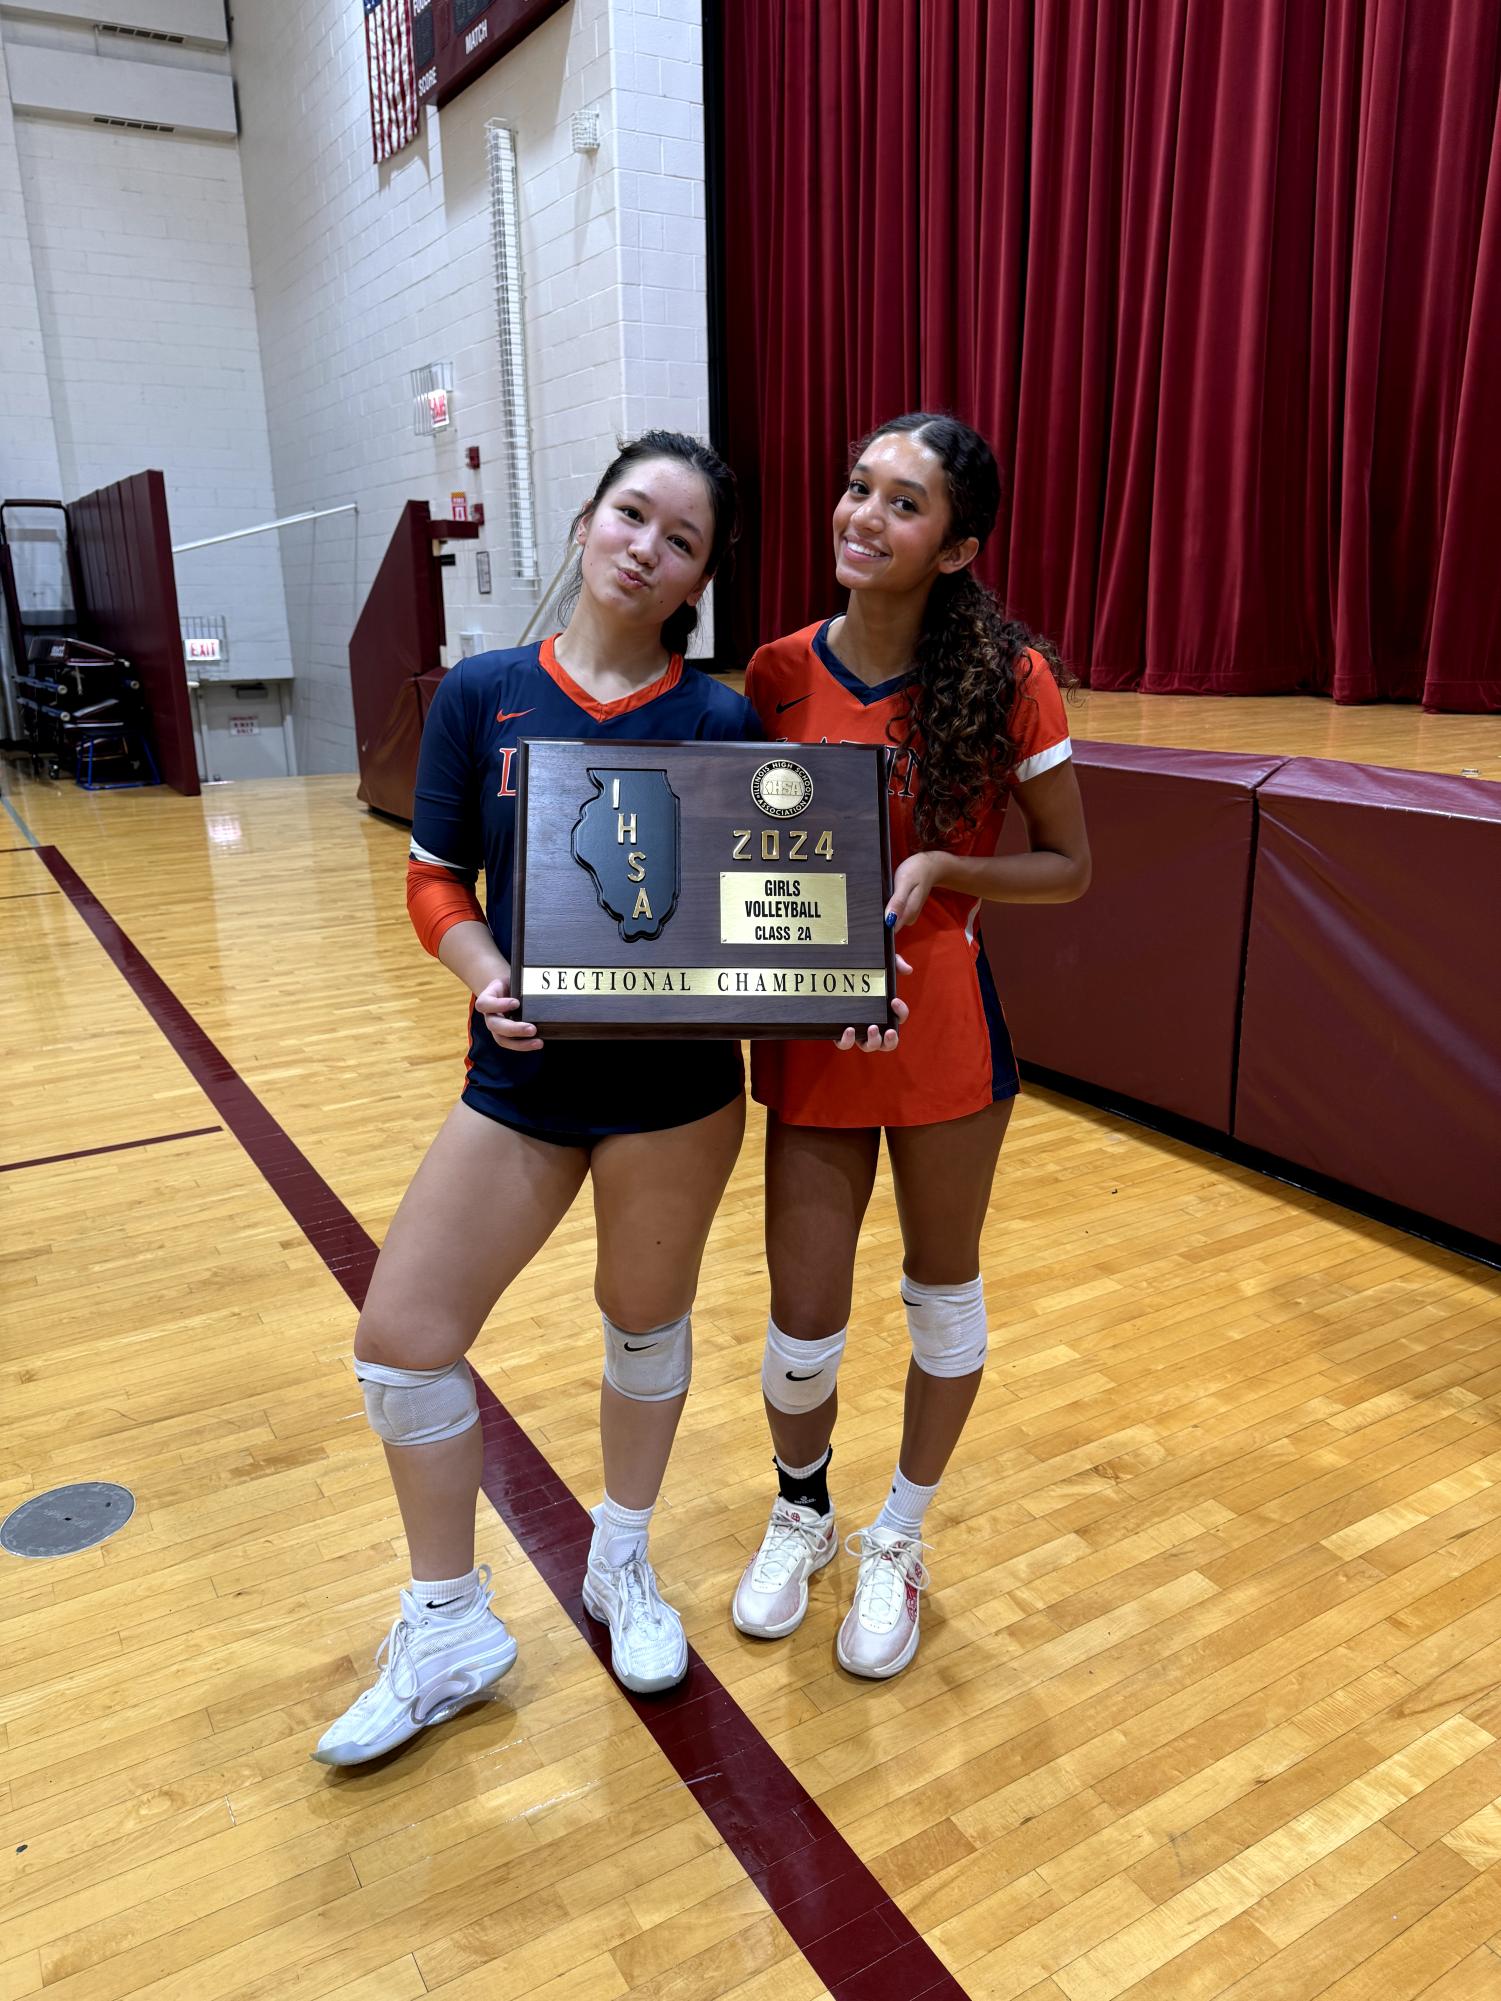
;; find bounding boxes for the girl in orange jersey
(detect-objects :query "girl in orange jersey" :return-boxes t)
[733,412,1091,1678]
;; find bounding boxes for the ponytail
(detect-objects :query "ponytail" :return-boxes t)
[899,570,1066,846]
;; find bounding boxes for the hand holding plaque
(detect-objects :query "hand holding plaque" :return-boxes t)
[511,740,895,1037]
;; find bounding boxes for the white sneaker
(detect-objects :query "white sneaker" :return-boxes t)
[835,1527,930,1679]
[582,1526,688,1695]
[732,1499,838,1639]
[313,1565,517,1766]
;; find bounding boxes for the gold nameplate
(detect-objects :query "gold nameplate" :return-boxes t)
[719,871,848,946]
[520,966,886,998]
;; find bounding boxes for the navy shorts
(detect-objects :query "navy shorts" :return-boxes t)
[460,1038,744,1148]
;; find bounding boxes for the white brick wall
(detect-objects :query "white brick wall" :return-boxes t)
[0,10,293,712]
[0,18,64,719]
[610,0,712,655]
[232,0,713,775]
[0,28,60,499]
[613,0,709,429]
[11,112,293,689]
[1,0,715,771]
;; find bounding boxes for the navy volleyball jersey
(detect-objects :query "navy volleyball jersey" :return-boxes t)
[411,636,761,1142]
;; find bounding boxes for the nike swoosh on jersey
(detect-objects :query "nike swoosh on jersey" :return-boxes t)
[495,709,534,725]
[775,695,812,713]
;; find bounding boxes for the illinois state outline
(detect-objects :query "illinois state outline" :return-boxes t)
[570,766,681,943]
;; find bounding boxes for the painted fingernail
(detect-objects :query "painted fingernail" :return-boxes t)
[884,912,897,928]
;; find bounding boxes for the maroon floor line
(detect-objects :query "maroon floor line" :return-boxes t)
[38,843,969,2001]
[0,1125,224,1176]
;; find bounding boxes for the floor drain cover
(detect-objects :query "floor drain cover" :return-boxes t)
[1,1482,135,1558]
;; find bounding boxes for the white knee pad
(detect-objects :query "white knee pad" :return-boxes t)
[903,1273,988,1378]
[762,1316,847,1415]
[602,1310,692,1403]
[354,1357,478,1446]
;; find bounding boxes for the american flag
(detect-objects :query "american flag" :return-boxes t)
[363,0,418,165]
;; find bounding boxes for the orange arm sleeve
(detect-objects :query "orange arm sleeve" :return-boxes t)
[406,858,486,958]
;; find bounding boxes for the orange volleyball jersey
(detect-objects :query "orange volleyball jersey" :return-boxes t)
[744,620,1071,1127]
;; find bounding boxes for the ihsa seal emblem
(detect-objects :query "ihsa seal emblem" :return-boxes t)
[752,759,813,819]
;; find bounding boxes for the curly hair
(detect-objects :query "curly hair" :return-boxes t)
[851,412,1069,847]
[555,430,739,657]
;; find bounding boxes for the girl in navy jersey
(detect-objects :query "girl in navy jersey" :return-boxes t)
[732,413,1091,1680]
[315,434,757,1764]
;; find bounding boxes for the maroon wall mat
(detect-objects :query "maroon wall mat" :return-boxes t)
[981,743,1285,1132]
[415,664,444,722]
[351,503,446,821]
[68,471,197,794]
[357,675,430,824]
[1235,760,1501,1242]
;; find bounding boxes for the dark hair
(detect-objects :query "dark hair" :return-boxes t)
[850,411,1069,846]
[556,430,739,656]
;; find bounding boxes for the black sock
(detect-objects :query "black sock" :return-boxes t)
[775,1447,832,1517]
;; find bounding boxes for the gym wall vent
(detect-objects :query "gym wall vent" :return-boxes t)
[486,119,539,586]
[96,23,187,43]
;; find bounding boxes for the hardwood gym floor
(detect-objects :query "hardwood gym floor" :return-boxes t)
[3,695,1500,2000]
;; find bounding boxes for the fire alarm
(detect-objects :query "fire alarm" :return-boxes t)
[466,446,481,470]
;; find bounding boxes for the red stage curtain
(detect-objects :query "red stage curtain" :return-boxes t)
[719,0,1501,711]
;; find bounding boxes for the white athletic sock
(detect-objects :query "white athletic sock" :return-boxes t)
[874,1467,939,1540]
[592,1493,655,1569]
[775,1449,829,1481]
[410,1567,481,1615]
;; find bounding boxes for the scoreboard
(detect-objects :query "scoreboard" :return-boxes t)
[412,0,569,111]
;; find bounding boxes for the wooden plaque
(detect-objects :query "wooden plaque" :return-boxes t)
[512,740,895,1037]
